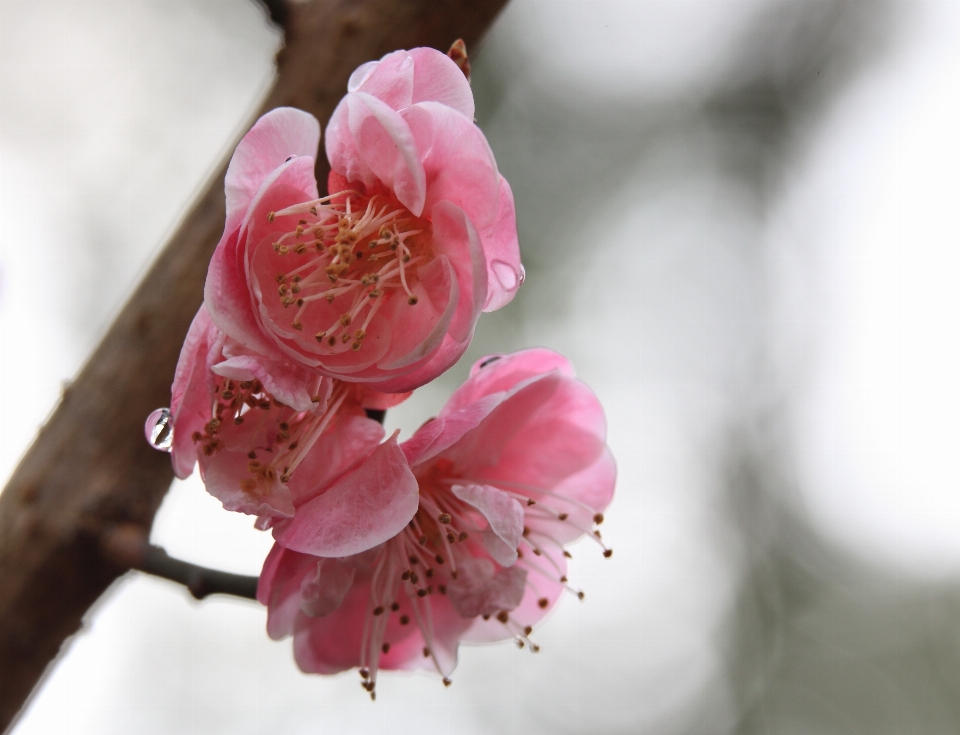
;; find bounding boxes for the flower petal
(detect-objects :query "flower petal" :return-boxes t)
[409,47,474,118]
[480,176,523,311]
[224,107,320,235]
[446,558,527,618]
[402,101,499,229]
[211,353,317,413]
[258,544,317,640]
[274,432,419,557]
[451,484,524,566]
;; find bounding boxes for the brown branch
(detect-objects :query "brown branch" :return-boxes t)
[100,525,259,601]
[0,2,508,730]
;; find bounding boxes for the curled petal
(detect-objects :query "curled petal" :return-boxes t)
[480,177,523,311]
[274,432,419,557]
[446,558,527,619]
[169,307,218,479]
[211,353,317,413]
[451,484,524,566]
[224,107,320,235]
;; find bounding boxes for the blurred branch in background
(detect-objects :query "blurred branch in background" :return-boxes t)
[0,0,508,730]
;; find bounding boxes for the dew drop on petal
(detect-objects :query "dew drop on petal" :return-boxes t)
[491,260,524,292]
[145,407,173,451]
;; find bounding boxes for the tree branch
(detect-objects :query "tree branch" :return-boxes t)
[100,525,259,601]
[0,1,508,730]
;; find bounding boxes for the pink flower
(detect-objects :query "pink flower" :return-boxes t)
[205,48,522,394]
[258,349,616,696]
[166,306,412,528]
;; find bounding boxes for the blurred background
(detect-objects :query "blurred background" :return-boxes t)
[3,0,960,732]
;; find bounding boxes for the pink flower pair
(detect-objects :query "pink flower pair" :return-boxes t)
[257,349,615,695]
[149,45,616,696]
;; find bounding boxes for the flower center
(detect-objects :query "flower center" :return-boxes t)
[192,376,347,496]
[266,190,431,352]
[343,460,611,698]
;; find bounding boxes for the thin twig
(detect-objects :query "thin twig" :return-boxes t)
[101,525,259,601]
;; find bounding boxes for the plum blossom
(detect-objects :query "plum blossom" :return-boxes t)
[164,305,411,527]
[258,349,616,696]
[205,47,522,394]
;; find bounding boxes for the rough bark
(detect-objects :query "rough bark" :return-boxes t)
[0,0,508,730]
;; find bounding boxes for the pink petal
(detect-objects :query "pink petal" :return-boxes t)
[402,102,499,230]
[169,307,217,478]
[286,414,385,508]
[462,545,567,643]
[258,544,317,640]
[206,156,319,360]
[400,392,504,466]
[203,448,295,521]
[409,47,475,118]
[444,348,576,416]
[376,254,458,371]
[371,331,471,394]
[224,107,320,235]
[451,484,524,566]
[274,432,419,557]
[480,176,523,311]
[350,50,414,110]
[211,354,317,413]
[531,445,616,545]
[299,558,356,617]
[446,558,527,618]
[430,200,487,344]
[333,92,426,215]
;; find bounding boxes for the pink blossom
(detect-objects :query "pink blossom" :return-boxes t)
[167,305,413,529]
[205,48,522,394]
[258,349,615,696]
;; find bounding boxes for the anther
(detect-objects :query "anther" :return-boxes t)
[443,678,452,687]
[423,647,431,658]
[538,598,549,609]
[434,554,445,565]
[315,332,326,342]
[359,668,369,679]
[382,643,390,654]
[577,591,585,600]
[558,513,569,521]
[407,296,418,305]
[496,611,509,624]
[603,549,613,558]
[390,602,400,612]
[267,212,275,222]
[524,626,533,636]
[400,615,410,625]
[417,589,427,597]
[563,551,573,559]
[594,513,605,525]
[373,606,384,616]
[438,513,452,525]
[458,532,468,541]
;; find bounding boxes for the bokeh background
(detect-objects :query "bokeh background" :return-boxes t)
[3,0,960,732]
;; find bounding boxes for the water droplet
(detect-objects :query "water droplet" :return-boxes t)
[145,408,173,451]
[491,260,524,292]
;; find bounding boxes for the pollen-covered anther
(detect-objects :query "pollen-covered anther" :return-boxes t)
[315,332,326,342]
[292,320,303,331]
[438,513,452,525]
